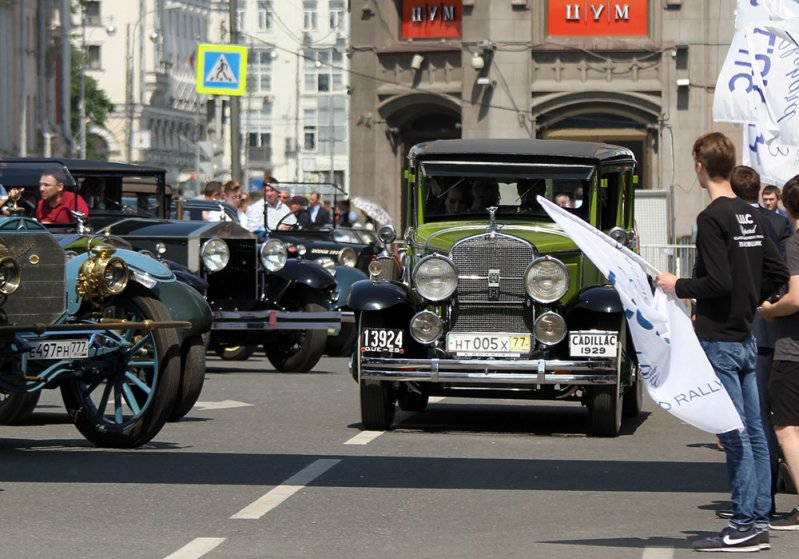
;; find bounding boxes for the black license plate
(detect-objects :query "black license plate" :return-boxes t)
[361,328,404,354]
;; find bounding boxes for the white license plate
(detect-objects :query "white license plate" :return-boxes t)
[447,333,531,357]
[569,331,618,357]
[26,339,90,360]
[361,328,404,353]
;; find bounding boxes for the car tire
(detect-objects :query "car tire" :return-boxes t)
[265,299,327,372]
[360,380,396,430]
[325,321,357,357]
[60,290,181,448]
[622,365,643,417]
[0,391,41,425]
[587,385,623,437]
[216,345,257,361]
[169,335,206,421]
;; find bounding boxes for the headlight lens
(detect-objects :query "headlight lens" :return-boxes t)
[101,257,129,295]
[410,310,443,344]
[260,239,287,272]
[413,255,457,301]
[534,312,567,346]
[317,256,336,275]
[525,257,569,303]
[0,256,21,295]
[338,247,357,267]
[201,238,230,273]
[377,223,396,245]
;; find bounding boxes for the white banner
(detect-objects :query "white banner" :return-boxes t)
[742,122,799,185]
[736,0,799,30]
[714,18,799,145]
[538,196,744,434]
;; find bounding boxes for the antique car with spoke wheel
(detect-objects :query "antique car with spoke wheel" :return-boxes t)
[0,216,190,447]
[348,139,642,436]
[0,158,341,375]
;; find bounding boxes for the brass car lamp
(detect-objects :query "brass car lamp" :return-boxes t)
[76,243,129,302]
[0,243,21,295]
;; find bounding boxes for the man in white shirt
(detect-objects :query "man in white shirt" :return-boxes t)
[245,177,295,232]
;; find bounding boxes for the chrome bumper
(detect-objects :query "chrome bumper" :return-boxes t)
[359,356,617,385]
[213,309,344,331]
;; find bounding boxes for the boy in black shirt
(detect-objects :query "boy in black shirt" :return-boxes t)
[657,132,787,552]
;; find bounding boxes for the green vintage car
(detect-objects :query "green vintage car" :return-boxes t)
[349,139,642,436]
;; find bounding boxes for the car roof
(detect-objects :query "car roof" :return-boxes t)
[0,157,166,175]
[408,138,634,163]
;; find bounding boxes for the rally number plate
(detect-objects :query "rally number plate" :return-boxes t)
[569,331,618,357]
[446,333,531,357]
[361,328,404,353]
[26,338,90,360]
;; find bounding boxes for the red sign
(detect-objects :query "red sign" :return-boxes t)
[548,0,648,36]
[401,1,462,39]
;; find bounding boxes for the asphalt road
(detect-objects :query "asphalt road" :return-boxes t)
[1,352,797,559]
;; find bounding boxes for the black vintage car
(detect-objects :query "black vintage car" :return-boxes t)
[0,158,341,373]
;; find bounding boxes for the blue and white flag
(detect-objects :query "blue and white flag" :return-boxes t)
[539,196,744,434]
[736,0,799,30]
[743,122,799,186]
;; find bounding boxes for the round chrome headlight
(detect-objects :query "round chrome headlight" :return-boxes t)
[525,257,569,303]
[534,312,567,346]
[101,257,129,296]
[260,239,287,272]
[201,238,230,273]
[410,310,443,344]
[413,255,457,301]
[0,256,21,295]
[317,256,336,275]
[377,223,396,245]
[338,247,357,267]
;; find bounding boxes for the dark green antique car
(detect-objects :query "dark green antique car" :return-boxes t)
[348,139,642,436]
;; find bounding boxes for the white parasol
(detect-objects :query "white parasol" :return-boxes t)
[350,196,393,225]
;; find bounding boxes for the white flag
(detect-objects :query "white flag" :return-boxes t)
[742,122,799,186]
[714,19,799,145]
[538,196,744,434]
[736,0,799,30]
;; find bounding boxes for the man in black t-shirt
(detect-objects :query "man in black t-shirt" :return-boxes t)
[657,133,788,552]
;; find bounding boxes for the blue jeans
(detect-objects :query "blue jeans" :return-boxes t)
[700,335,772,529]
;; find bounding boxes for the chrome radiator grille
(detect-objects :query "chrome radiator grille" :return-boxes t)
[449,233,533,333]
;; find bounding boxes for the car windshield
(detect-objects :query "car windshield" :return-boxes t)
[422,173,589,222]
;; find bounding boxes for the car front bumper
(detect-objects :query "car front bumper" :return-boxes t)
[212,309,353,331]
[359,356,618,385]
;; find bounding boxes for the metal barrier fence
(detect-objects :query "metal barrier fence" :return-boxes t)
[639,239,696,278]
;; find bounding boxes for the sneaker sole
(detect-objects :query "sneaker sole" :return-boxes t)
[768,523,799,531]
[694,546,761,552]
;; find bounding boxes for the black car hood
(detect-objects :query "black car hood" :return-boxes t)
[104,218,255,239]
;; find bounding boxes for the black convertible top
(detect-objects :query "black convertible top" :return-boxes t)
[0,157,166,176]
[409,138,634,163]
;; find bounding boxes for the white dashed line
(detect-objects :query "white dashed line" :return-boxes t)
[163,537,226,559]
[642,547,674,559]
[230,459,341,520]
[344,430,384,445]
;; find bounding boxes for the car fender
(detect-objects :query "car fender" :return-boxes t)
[348,279,417,311]
[65,249,176,315]
[151,280,213,341]
[273,258,337,290]
[333,266,368,308]
[570,285,624,314]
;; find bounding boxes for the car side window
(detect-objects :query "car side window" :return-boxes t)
[598,171,621,231]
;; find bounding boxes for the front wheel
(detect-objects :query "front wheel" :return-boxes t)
[587,385,623,437]
[264,298,327,372]
[360,381,396,430]
[0,391,41,425]
[60,290,180,448]
[216,345,256,361]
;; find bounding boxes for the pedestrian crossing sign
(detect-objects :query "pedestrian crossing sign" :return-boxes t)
[196,43,248,96]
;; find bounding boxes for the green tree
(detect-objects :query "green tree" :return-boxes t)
[70,48,114,160]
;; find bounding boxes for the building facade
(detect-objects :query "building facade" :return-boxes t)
[0,0,72,158]
[349,0,741,238]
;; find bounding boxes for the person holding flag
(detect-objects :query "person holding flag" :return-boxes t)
[657,132,788,552]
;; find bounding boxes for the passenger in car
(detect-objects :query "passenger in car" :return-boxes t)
[444,183,471,214]
[469,178,499,212]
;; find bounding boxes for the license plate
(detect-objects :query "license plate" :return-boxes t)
[446,333,531,357]
[26,339,90,360]
[361,328,404,354]
[569,331,618,357]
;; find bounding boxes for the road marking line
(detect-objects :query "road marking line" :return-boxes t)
[344,430,384,445]
[193,400,252,410]
[230,459,341,520]
[429,396,446,403]
[164,537,226,559]
[642,547,674,559]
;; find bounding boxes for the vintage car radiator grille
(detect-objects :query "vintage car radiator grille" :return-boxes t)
[0,231,66,325]
[449,234,533,333]
[207,237,257,301]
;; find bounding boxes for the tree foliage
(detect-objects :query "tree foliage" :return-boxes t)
[70,48,114,160]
